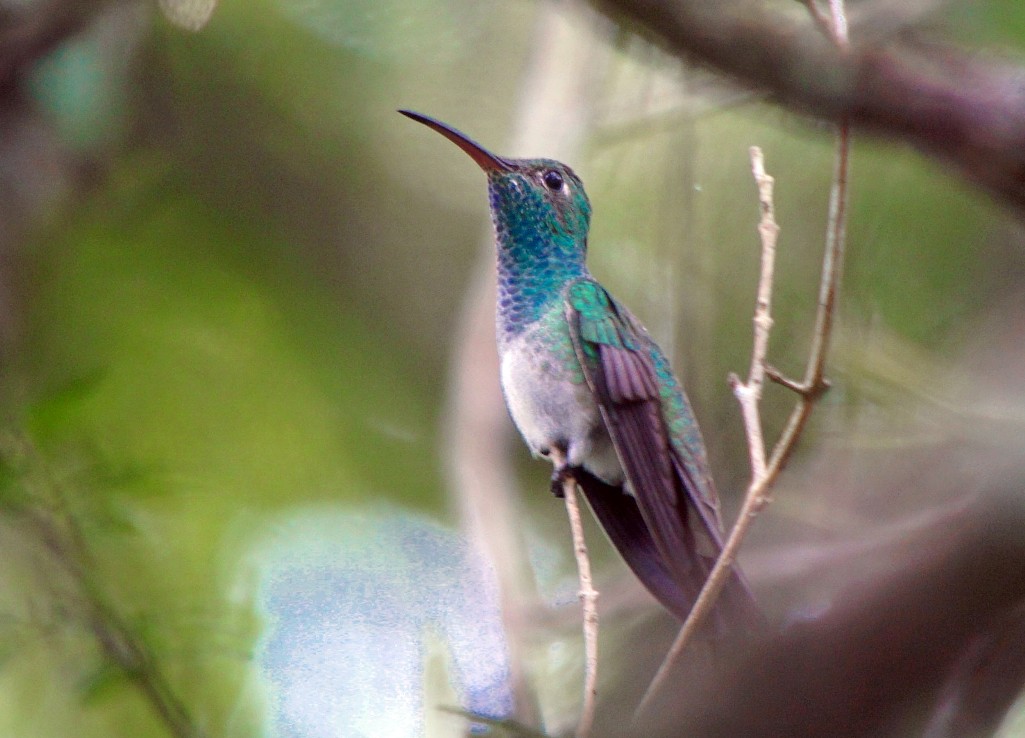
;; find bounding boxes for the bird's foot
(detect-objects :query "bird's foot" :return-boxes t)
[550,465,574,498]
[543,443,572,498]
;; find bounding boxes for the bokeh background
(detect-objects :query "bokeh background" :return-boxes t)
[3,1,1025,736]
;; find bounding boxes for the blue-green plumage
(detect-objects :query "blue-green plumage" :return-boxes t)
[401,110,759,631]
[490,158,590,342]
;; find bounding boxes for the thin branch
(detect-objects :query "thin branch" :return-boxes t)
[637,1,853,716]
[553,452,599,738]
[799,0,834,39]
[566,480,599,738]
[828,0,850,48]
[635,146,783,717]
[761,116,849,479]
[84,593,203,738]
[729,145,779,482]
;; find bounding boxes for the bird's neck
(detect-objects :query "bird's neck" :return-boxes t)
[493,221,588,344]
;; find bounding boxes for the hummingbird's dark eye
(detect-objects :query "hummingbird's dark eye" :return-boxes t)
[542,170,564,192]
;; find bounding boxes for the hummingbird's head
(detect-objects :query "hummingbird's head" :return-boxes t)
[399,110,592,257]
[485,158,591,250]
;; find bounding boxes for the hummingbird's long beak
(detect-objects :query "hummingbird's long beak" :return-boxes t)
[399,110,512,173]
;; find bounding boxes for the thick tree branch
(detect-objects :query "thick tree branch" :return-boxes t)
[590,0,1025,212]
[628,491,1025,737]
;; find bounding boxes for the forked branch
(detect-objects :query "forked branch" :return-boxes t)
[637,1,852,716]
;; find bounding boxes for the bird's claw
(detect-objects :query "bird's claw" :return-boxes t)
[550,465,573,498]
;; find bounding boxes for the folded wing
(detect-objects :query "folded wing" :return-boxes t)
[565,278,760,631]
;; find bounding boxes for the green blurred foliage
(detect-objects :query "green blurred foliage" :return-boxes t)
[29,158,439,510]
[3,0,1025,735]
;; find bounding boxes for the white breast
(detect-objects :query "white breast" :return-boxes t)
[499,331,623,485]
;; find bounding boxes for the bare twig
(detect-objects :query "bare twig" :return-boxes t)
[768,0,850,411]
[799,0,834,39]
[729,146,779,483]
[552,451,599,738]
[828,0,850,47]
[566,480,599,738]
[85,593,202,738]
[637,1,853,716]
[635,146,783,716]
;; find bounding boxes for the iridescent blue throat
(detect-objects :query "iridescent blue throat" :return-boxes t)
[489,171,590,342]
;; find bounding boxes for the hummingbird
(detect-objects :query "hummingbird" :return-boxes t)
[401,110,759,632]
